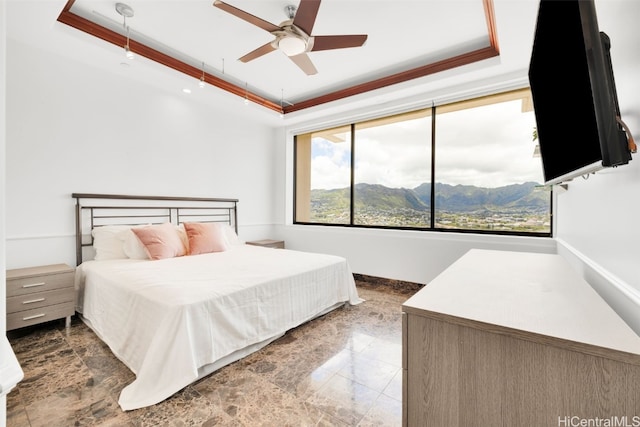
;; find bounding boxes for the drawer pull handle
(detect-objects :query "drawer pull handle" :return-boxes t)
[22,313,46,321]
[23,298,46,304]
[22,282,46,288]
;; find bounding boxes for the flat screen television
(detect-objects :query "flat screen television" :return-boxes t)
[528,0,633,186]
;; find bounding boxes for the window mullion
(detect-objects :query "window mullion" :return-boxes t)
[350,123,355,226]
[430,104,436,230]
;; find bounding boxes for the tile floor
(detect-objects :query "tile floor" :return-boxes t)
[6,278,421,427]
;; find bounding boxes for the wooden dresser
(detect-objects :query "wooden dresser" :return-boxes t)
[6,264,75,331]
[402,249,640,426]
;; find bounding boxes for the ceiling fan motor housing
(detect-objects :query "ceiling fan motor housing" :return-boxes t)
[272,22,309,56]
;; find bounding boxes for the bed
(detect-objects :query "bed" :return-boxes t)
[72,193,363,411]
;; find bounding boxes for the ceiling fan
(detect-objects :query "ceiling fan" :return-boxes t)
[213,0,368,75]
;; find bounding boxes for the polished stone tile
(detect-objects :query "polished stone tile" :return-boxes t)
[353,273,423,297]
[359,393,403,427]
[360,338,403,367]
[16,345,94,407]
[127,387,231,427]
[6,280,418,426]
[383,370,403,402]
[6,389,29,427]
[337,352,400,392]
[307,374,382,426]
[23,383,124,427]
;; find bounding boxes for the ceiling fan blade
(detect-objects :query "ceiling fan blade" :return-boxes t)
[289,53,318,75]
[213,0,281,33]
[310,34,368,51]
[292,0,321,36]
[238,42,277,62]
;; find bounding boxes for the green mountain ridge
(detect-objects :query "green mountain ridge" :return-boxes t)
[311,182,550,214]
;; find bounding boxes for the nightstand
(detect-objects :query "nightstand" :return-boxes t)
[246,239,285,249]
[6,264,75,331]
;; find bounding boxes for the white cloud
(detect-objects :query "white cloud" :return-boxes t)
[309,99,544,190]
[310,155,350,190]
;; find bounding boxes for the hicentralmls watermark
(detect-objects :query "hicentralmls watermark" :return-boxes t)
[558,416,640,427]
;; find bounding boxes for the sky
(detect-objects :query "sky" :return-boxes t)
[310,99,544,190]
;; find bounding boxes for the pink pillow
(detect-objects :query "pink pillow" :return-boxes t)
[184,222,229,255]
[132,223,187,260]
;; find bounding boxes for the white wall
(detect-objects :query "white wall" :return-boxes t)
[279,224,556,285]
[1,0,7,333]
[2,0,8,423]
[5,39,280,269]
[555,162,640,292]
[556,159,640,333]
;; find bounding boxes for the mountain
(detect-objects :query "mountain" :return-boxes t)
[429,182,548,212]
[353,184,426,211]
[311,181,549,214]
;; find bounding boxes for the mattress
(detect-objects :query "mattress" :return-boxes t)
[74,244,363,410]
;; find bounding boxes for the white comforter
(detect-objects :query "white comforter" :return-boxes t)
[75,244,363,410]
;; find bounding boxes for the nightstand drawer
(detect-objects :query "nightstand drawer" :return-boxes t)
[7,287,74,313]
[7,265,74,297]
[6,263,75,331]
[6,302,75,331]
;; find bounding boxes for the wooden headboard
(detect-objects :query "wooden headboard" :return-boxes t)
[72,193,239,266]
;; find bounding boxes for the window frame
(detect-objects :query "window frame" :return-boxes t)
[293,88,553,238]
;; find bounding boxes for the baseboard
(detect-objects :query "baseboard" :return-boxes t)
[556,239,640,336]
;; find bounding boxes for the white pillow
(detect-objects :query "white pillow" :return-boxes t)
[222,224,243,245]
[122,229,149,259]
[91,225,130,260]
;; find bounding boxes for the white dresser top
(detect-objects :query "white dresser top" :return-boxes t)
[403,249,640,359]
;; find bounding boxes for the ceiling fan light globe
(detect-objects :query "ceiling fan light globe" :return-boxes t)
[278,36,306,56]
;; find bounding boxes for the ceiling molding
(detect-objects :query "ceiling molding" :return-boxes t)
[56,0,500,116]
[284,46,500,114]
[56,0,282,113]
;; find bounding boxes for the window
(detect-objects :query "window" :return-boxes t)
[295,125,351,224]
[294,88,551,236]
[434,92,549,233]
[353,110,432,227]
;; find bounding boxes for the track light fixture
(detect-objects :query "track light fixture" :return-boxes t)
[116,3,135,60]
[199,62,206,88]
[124,27,134,60]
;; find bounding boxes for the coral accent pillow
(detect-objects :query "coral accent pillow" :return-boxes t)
[132,223,187,260]
[184,222,229,255]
